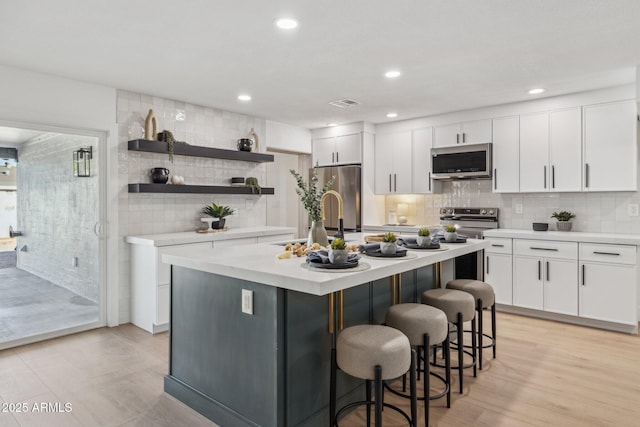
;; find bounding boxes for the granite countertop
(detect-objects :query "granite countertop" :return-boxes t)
[484,229,640,245]
[162,233,490,296]
[126,226,297,247]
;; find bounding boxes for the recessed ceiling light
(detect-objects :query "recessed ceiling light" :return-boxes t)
[275,18,298,30]
[384,70,402,79]
[237,94,252,101]
[327,123,337,127]
[386,112,398,118]
[528,88,545,95]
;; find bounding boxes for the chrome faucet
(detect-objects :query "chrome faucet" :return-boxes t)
[320,190,344,240]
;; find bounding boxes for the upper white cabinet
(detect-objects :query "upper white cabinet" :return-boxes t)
[519,108,582,193]
[433,119,492,148]
[411,127,440,194]
[583,100,637,192]
[491,116,519,193]
[312,133,362,166]
[374,131,413,194]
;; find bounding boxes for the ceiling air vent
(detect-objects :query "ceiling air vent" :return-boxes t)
[329,99,360,108]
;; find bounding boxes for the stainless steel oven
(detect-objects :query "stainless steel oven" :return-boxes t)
[440,207,499,279]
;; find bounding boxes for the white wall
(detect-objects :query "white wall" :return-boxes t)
[0,65,119,326]
[0,190,17,238]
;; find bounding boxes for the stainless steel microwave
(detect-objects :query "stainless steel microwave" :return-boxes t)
[431,143,492,180]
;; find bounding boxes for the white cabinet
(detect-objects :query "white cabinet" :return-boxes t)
[411,127,440,194]
[583,100,637,192]
[513,240,578,315]
[374,131,412,194]
[484,237,513,305]
[312,133,361,166]
[579,243,637,325]
[491,116,519,193]
[519,108,582,193]
[433,119,492,147]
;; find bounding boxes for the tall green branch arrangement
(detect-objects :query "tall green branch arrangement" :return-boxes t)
[290,168,335,221]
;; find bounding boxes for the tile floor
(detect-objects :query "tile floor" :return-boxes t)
[0,267,99,344]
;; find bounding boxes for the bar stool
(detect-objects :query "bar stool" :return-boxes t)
[385,303,451,427]
[446,279,496,370]
[421,288,476,393]
[331,324,418,427]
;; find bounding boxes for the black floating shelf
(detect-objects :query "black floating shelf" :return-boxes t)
[128,139,274,163]
[128,183,274,195]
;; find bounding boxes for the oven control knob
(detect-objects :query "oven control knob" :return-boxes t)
[447,208,453,214]
[440,208,447,215]
[480,209,487,215]
[488,209,495,216]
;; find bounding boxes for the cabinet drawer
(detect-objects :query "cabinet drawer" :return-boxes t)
[484,238,512,254]
[158,242,212,285]
[514,239,577,259]
[579,243,636,265]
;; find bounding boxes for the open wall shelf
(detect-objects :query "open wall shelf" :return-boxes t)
[128,139,274,163]
[128,184,274,195]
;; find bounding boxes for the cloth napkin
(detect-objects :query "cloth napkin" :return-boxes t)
[358,243,407,255]
[307,250,360,264]
[397,237,417,246]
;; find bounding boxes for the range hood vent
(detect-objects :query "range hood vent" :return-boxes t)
[329,99,360,108]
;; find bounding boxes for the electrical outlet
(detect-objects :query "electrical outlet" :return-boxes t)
[72,257,78,267]
[515,203,523,214]
[628,203,639,217]
[242,289,253,315]
[232,208,239,217]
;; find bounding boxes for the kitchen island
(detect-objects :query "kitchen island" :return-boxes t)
[162,234,490,427]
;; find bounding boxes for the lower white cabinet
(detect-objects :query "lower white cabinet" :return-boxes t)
[130,232,295,333]
[484,238,513,305]
[513,240,578,315]
[579,243,637,325]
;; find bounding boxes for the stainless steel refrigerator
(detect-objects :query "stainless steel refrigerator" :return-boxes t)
[311,165,361,232]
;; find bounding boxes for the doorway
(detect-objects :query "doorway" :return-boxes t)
[0,125,105,349]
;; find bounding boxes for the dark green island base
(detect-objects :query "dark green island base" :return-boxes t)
[164,265,436,427]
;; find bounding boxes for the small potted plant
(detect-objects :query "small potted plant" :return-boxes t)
[328,238,348,264]
[201,202,233,229]
[444,225,458,242]
[551,210,576,231]
[417,227,431,247]
[380,232,398,255]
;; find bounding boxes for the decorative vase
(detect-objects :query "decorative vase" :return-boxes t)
[380,242,397,255]
[144,109,157,141]
[150,167,170,184]
[307,220,329,247]
[212,218,226,230]
[444,231,458,242]
[416,235,431,247]
[328,249,348,264]
[556,221,572,232]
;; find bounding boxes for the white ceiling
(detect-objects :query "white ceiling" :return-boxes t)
[1,1,639,129]
[0,127,46,147]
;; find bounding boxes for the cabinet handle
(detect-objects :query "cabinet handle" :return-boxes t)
[529,247,558,251]
[456,133,460,144]
[546,261,549,281]
[428,171,431,191]
[538,260,541,281]
[394,174,397,192]
[552,165,555,189]
[585,163,590,188]
[593,251,620,256]
[462,132,466,143]
[494,168,497,190]
[486,256,490,275]
[336,152,339,163]
[389,174,392,192]
[582,264,585,286]
[491,244,504,247]
[543,166,547,189]
[332,152,335,163]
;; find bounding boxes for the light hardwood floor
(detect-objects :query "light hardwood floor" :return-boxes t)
[0,312,639,426]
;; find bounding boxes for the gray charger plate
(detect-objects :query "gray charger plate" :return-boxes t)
[302,262,371,273]
[306,260,359,270]
[403,242,441,250]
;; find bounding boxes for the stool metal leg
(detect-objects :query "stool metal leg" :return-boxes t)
[477,298,484,370]
[423,333,430,427]
[410,349,418,427]
[366,380,371,427]
[491,303,497,358]
[471,311,477,378]
[456,312,464,393]
[374,365,382,427]
[445,333,451,408]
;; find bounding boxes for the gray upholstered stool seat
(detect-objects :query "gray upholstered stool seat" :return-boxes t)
[446,279,498,370]
[337,324,411,381]
[385,303,451,426]
[421,288,475,323]
[421,288,477,393]
[447,279,495,308]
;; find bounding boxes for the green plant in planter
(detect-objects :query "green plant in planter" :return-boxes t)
[201,202,233,219]
[330,238,346,250]
[418,227,430,237]
[382,232,397,243]
[245,177,261,195]
[158,129,188,163]
[551,211,576,221]
[444,225,457,233]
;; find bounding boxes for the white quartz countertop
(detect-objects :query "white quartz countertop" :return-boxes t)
[162,233,490,296]
[363,225,441,234]
[484,229,640,245]
[126,226,297,247]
